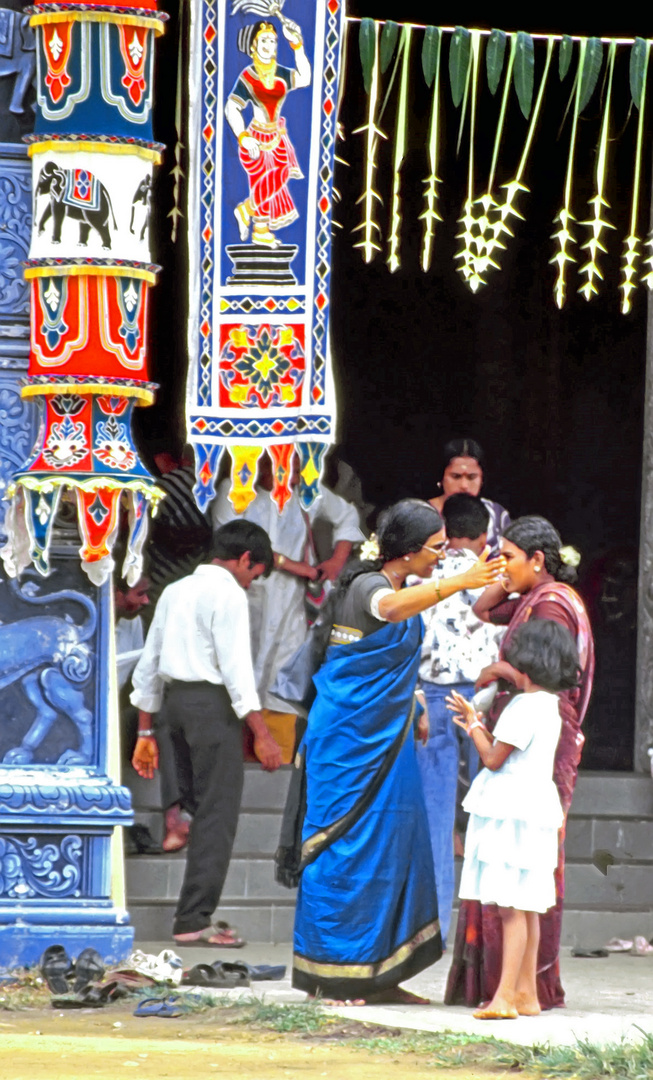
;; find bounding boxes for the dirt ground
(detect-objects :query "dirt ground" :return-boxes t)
[0,1005,537,1080]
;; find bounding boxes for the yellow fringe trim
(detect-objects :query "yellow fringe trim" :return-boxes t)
[24,264,158,284]
[9,475,166,503]
[21,383,155,406]
[28,140,162,165]
[30,12,166,36]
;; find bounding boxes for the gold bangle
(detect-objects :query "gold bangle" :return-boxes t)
[277,554,286,569]
[290,38,303,50]
[433,581,442,602]
[237,131,249,146]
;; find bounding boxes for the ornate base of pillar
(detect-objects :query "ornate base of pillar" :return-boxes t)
[0,922,134,970]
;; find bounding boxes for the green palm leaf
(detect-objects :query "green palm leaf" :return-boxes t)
[449,25,471,107]
[630,37,649,109]
[514,31,535,118]
[559,35,573,80]
[359,18,376,94]
[579,37,603,113]
[380,20,399,74]
[422,25,441,88]
[486,28,507,95]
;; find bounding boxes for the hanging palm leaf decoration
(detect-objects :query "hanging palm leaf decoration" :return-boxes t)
[420,25,443,272]
[488,37,555,280]
[551,37,604,309]
[454,30,484,290]
[346,18,653,310]
[630,39,653,306]
[387,26,412,271]
[578,40,617,300]
[352,19,385,262]
[465,31,517,288]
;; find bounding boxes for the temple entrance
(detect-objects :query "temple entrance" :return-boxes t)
[142,0,649,771]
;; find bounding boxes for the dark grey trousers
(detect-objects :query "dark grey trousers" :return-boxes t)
[157,681,244,935]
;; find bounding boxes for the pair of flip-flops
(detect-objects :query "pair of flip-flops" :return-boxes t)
[180,961,287,988]
[133,995,184,1018]
[40,945,105,995]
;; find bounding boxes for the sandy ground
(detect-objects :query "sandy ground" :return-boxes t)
[134,941,653,1049]
[0,1009,535,1080]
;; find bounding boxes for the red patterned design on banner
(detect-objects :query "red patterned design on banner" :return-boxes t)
[117,25,149,105]
[269,443,294,513]
[31,393,93,472]
[30,276,149,377]
[75,487,121,565]
[43,20,74,104]
[218,323,305,410]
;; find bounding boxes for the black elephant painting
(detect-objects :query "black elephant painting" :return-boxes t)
[129,175,151,242]
[35,160,117,250]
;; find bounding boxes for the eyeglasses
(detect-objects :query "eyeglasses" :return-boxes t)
[422,543,447,555]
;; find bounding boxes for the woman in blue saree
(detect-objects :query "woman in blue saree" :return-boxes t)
[292,500,505,1003]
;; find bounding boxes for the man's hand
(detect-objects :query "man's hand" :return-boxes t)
[132,736,159,779]
[245,710,283,772]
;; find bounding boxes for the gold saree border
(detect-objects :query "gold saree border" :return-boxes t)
[293,918,441,981]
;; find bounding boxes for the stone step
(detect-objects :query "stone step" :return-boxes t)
[570,772,653,818]
[124,763,292,813]
[128,901,295,945]
[131,810,283,857]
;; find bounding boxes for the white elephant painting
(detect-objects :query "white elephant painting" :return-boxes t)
[30,148,157,264]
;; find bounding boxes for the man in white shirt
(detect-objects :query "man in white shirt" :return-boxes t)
[130,520,282,946]
[211,452,364,723]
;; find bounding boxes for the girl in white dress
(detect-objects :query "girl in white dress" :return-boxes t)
[446,619,580,1020]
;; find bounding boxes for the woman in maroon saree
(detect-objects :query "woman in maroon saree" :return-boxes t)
[444,516,594,1011]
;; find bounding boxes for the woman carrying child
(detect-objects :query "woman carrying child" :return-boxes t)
[447,618,581,1019]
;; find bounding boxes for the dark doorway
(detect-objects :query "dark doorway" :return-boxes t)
[147,2,647,769]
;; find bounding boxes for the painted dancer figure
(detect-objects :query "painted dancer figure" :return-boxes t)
[225,15,310,248]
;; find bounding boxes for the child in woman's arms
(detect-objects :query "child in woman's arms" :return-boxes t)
[446,619,580,1020]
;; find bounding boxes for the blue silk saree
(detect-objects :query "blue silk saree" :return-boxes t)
[292,615,442,998]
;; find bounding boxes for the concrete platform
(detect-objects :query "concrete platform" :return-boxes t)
[136,940,653,1049]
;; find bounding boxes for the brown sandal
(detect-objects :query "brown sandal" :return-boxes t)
[173,921,246,948]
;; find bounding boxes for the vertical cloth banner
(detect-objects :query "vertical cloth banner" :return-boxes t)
[186,0,345,513]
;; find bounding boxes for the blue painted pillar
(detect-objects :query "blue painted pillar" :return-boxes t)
[0,5,134,967]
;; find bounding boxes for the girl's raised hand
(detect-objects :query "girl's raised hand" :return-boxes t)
[445,690,477,732]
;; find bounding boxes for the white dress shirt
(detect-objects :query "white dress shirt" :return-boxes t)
[130,564,261,718]
[211,482,364,709]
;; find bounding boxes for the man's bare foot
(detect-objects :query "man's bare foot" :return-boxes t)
[163,805,190,852]
[516,993,541,1016]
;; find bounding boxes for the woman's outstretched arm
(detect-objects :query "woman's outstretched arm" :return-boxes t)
[378,549,505,622]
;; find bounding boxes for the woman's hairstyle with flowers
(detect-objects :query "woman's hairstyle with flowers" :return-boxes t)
[503,515,580,585]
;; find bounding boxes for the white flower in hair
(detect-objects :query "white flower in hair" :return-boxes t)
[559,545,581,568]
[360,533,380,561]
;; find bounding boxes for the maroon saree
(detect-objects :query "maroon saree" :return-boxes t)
[444,582,595,1010]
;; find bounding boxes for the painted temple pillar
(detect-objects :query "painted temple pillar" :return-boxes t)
[0,0,165,966]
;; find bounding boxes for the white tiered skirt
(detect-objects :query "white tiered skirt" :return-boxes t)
[459,814,559,914]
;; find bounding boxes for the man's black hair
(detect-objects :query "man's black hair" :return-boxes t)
[210,520,274,577]
[504,619,580,692]
[442,493,489,540]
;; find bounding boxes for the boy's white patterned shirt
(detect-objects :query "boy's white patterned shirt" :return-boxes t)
[412,548,505,685]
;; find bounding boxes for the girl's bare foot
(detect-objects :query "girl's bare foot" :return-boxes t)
[473,995,518,1020]
[516,993,541,1016]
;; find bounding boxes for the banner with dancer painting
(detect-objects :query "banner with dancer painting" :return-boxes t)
[186,0,345,512]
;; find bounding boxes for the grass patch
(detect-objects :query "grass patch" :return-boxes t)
[350,1027,653,1078]
[506,1030,653,1079]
